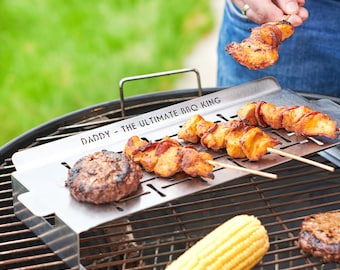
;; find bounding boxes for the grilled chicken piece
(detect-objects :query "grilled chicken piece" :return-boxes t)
[179,115,281,161]
[281,105,313,132]
[125,136,181,177]
[250,24,283,47]
[259,102,286,129]
[178,114,214,143]
[226,20,294,70]
[226,40,279,70]
[239,101,283,128]
[225,120,247,159]
[177,114,203,143]
[134,142,159,172]
[124,136,158,172]
[201,122,231,151]
[224,119,280,161]
[197,118,214,138]
[237,102,257,126]
[295,112,338,139]
[124,136,214,179]
[181,146,214,179]
[153,137,182,178]
[241,126,280,161]
[237,101,338,139]
[267,20,295,41]
[124,135,148,157]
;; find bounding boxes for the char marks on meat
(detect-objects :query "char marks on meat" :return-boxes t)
[298,211,340,263]
[66,150,143,204]
[237,101,338,139]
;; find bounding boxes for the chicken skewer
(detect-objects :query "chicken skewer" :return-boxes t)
[237,101,338,139]
[124,136,214,179]
[124,135,277,179]
[226,20,295,70]
[178,114,335,172]
[178,115,280,161]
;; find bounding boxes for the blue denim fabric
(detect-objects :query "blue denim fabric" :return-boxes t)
[217,0,340,97]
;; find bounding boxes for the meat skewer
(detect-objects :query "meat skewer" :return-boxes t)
[237,101,338,139]
[178,114,335,172]
[124,136,214,179]
[178,115,280,161]
[124,136,278,179]
[226,20,295,70]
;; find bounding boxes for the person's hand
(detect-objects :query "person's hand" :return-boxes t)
[233,0,309,27]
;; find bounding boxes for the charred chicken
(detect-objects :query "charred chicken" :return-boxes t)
[237,101,338,139]
[178,115,280,161]
[226,20,294,70]
[124,136,214,179]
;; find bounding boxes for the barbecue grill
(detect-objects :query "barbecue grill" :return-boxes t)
[1,69,339,270]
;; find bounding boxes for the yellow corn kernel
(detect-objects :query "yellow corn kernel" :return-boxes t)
[166,214,269,270]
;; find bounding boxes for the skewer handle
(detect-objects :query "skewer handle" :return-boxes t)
[208,160,277,179]
[267,147,335,172]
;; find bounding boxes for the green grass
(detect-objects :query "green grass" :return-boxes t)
[0,0,213,146]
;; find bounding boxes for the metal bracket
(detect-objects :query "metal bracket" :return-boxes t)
[119,68,203,117]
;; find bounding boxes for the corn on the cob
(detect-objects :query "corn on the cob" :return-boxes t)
[166,214,269,270]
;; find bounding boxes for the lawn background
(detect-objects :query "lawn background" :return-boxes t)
[0,0,214,146]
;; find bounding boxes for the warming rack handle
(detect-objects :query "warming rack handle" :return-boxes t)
[118,68,203,117]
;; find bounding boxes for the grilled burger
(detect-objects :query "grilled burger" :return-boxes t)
[298,211,340,263]
[65,150,143,204]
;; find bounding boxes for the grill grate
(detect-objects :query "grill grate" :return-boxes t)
[1,84,339,269]
[75,158,339,269]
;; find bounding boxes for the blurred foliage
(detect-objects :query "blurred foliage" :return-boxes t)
[0,0,213,145]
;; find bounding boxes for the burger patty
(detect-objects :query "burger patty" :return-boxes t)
[65,150,143,204]
[297,211,340,263]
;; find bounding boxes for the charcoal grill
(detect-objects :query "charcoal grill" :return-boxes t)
[1,69,339,270]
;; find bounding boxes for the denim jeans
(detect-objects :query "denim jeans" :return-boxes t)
[217,0,340,97]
